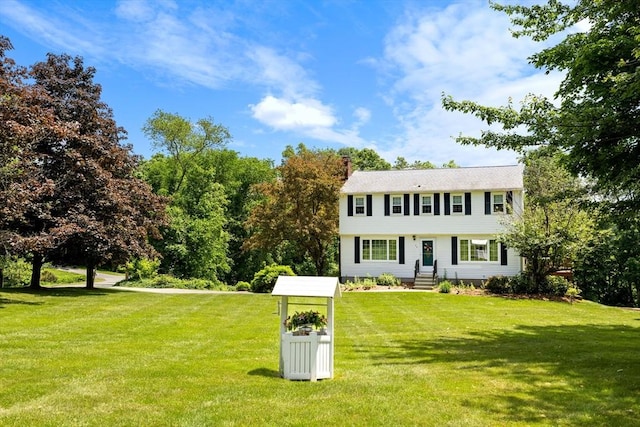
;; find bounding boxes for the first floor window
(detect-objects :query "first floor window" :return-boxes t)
[421,195,432,214]
[460,239,498,262]
[355,196,365,215]
[362,239,397,261]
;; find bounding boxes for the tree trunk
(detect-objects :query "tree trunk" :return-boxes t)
[86,261,95,289]
[30,254,43,289]
[0,268,4,288]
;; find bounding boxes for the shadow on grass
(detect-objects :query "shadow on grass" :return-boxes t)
[356,324,640,425]
[0,286,114,301]
[248,367,280,378]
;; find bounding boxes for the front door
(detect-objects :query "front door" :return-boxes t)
[422,240,434,268]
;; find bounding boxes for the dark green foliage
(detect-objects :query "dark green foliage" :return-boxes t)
[484,276,512,294]
[250,264,295,293]
[117,274,227,290]
[234,281,250,291]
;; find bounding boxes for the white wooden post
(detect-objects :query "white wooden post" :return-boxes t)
[327,297,334,378]
[279,296,288,376]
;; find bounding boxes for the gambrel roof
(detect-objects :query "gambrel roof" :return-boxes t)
[341,165,524,194]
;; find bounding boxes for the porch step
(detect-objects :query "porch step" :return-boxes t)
[413,273,437,290]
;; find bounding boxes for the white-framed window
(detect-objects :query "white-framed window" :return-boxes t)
[355,196,365,215]
[362,239,397,261]
[421,195,432,214]
[452,194,463,214]
[459,239,499,262]
[493,193,504,213]
[392,196,403,214]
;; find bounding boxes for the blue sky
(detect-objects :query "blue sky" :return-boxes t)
[0,0,564,166]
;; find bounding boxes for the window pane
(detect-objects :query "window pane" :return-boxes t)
[371,240,387,260]
[470,242,488,261]
[452,195,463,213]
[493,194,504,213]
[392,196,402,214]
[389,240,397,260]
[460,239,469,261]
[422,196,432,214]
[363,240,370,260]
[452,195,462,204]
[490,240,498,261]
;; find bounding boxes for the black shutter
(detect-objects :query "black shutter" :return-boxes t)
[366,194,373,216]
[399,237,405,264]
[500,243,508,266]
[384,194,390,216]
[348,195,354,216]
[434,193,440,215]
[444,193,451,216]
[414,194,420,216]
[464,192,471,215]
[354,237,360,264]
[506,191,513,213]
[404,194,410,216]
[484,192,491,215]
[451,236,458,265]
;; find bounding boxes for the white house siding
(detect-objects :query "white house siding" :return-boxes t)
[339,188,524,282]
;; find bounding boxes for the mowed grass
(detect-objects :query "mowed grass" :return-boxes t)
[1,289,639,426]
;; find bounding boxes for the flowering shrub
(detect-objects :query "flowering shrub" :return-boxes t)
[284,310,327,331]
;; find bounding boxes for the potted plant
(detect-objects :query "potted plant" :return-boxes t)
[284,310,328,335]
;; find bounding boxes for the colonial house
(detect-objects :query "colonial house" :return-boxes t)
[339,165,524,287]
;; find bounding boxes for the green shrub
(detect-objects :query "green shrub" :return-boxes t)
[438,280,452,293]
[235,281,251,291]
[40,270,58,283]
[2,258,31,287]
[377,273,400,287]
[545,275,571,296]
[250,265,295,293]
[485,276,511,294]
[509,273,534,294]
[125,258,160,280]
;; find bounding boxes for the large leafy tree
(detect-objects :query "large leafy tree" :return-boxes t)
[443,0,640,211]
[244,144,345,276]
[501,149,593,290]
[0,40,166,288]
[337,147,391,171]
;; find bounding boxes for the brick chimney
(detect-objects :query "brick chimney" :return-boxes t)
[341,156,353,181]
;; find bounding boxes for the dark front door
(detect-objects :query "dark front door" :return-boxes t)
[422,240,434,267]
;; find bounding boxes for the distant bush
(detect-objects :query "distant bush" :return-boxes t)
[438,280,452,293]
[485,276,511,294]
[40,270,58,283]
[544,275,571,296]
[235,281,251,292]
[125,258,160,280]
[117,274,229,291]
[250,265,295,293]
[2,258,31,288]
[377,273,400,287]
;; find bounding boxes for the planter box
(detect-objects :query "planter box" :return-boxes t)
[281,331,332,381]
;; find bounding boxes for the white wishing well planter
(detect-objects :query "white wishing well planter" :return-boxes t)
[272,276,341,381]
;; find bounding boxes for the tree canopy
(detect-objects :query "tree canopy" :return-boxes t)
[443,0,640,211]
[0,37,166,288]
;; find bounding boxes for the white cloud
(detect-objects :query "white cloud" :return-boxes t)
[377,1,563,166]
[250,95,336,130]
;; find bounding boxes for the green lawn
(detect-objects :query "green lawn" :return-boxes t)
[1,289,639,426]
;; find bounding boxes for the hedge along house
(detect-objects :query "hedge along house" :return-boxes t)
[339,165,524,287]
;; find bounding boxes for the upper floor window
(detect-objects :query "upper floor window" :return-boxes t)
[421,195,432,214]
[392,196,402,214]
[355,196,365,215]
[452,194,463,214]
[493,194,504,213]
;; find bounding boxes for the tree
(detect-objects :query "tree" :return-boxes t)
[337,147,391,170]
[442,0,640,211]
[244,144,345,276]
[500,149,593,290]
[0,42,166,289]
[142,110,231,193]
